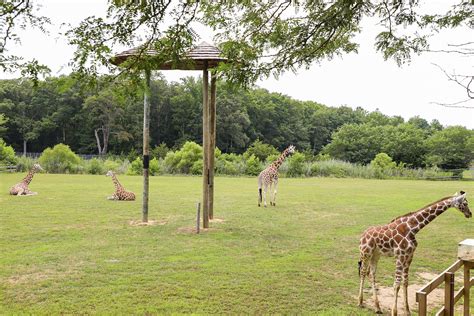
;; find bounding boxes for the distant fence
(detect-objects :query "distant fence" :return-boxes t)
[16,152,102,160]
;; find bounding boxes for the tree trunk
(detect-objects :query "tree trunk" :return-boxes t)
[94,128,103,155]
[23,139,27,157]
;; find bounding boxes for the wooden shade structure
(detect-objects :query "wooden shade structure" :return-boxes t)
[111,41,227,228]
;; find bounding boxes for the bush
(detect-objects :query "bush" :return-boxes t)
[104,159,121,173]
[127,157,143,175]
[245,154,262,176]
[0,139,18,165]
[85,158,105,175]
[151,143,169,160]
[16,156,35,172]
[150,157,160,175]
[39,143,82,173]
[190,159,203,175]
[286,152,305,177]
[163,141,202,174]
[244,139,279,162]
[370,153,396,179]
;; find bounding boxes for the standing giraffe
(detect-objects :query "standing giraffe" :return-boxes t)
[9,163,43,196]
[257,145,295,207]
[358,191,471,316]
[106,170,136,201]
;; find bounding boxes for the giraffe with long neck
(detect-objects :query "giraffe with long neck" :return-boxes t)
[9,163,43,196]
[106,170,136,201]
[358,192,471,316]
[257,145,295,207]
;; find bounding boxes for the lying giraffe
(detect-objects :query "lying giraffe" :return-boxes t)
[106,170,136,201]
[257,145,295,207]
[9,163,43,196]
[358,191,471,316]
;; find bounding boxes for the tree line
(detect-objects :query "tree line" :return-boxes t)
[0,74,472,170]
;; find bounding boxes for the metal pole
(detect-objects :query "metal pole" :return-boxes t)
[142,68,151,223]
[202,62,209,229]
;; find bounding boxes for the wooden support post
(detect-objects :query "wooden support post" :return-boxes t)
[464,262,471,316]
[208,72,216,220]
[142,68,151,223]
[444,272,455,316]
[196,202,200,234]
[202,63,209,229]
[417,291,427,316]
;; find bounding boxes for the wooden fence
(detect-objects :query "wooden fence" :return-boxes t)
[416,259,473,316]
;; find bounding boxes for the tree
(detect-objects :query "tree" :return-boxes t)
[83,89,125,155]
[0,1,50,82]
[425,126,474,170]
[382,123,428,168]
[323,123,388,164]
[0,113,7,137]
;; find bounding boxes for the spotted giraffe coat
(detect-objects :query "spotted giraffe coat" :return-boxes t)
[358,192,471,315]
[257,145,295,207]
[106,170,136,201]
[9,163,43,196]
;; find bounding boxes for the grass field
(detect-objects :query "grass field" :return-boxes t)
[0,173,473,315]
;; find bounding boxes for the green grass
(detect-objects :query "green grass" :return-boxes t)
[0,174,473,314]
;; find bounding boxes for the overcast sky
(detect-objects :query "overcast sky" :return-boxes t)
[2,0,473,128]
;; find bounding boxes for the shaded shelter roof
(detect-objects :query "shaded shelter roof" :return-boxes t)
[111,41,228,70]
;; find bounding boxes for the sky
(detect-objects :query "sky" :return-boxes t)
[2,0,473,128]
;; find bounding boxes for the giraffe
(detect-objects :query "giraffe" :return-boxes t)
[257,145,295,207]
[105,170,136,201]
[9,163,43,196]
[358,191,471,316]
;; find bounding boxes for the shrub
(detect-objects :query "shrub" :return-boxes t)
[39,143,82,173]
[286,152,306,177]
[151,143,169,160]
[163,141,202,174]
[16,156,35,172]
[245,154,262,176]
[150,157,160,175]
[190,159,203,175]
[86,158,105,175]
[370,153,396,179]
[127,157,143,175]
[104,159,121,173]
[0,139,18,165]
[244,139,278,162]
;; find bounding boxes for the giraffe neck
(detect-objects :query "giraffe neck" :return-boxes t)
[407,197,453,234]
[271,149,291,170]
[22,168,37,185]
[112,174,123,190]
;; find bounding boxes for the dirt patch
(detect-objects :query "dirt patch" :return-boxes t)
[361,272,446,315]
[176,226,216,234]
[128,219,168,226]
[210,217,225,223]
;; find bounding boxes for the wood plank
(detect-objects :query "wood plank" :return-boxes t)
[419,260,463,294]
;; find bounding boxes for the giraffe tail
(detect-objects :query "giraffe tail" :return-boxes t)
[258,175,262,205]
[358,260,362,277]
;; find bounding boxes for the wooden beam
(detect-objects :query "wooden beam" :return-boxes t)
[208,72,217,220]
[418,260,463,294]
[464,262,471,316]
[444,272,454,316]
[202,63,209,229]
[142,68,151,223]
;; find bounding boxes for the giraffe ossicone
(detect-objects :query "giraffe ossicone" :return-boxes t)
[257,145,295,207]
[9,163,43,196]
[106,170,136,201]
[358,191,471,316]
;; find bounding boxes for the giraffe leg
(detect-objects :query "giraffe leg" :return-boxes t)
[16,188,25,196]
[402,254,414,316]
[272,179,278,206]
[263,183,268,207]
[358,258,369,307]
[392,257,403,316]
[369,251,382,314]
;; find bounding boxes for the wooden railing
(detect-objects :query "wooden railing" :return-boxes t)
[416,259,473,316]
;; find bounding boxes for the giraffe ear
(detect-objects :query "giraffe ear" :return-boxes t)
[453,193,466,206]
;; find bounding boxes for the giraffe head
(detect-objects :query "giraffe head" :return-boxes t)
[106,170,114,177]
[33,163,43,172]
[287,145,296,154]
[451,191,471,218]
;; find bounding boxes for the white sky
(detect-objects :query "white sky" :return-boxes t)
[2,0,473,128]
